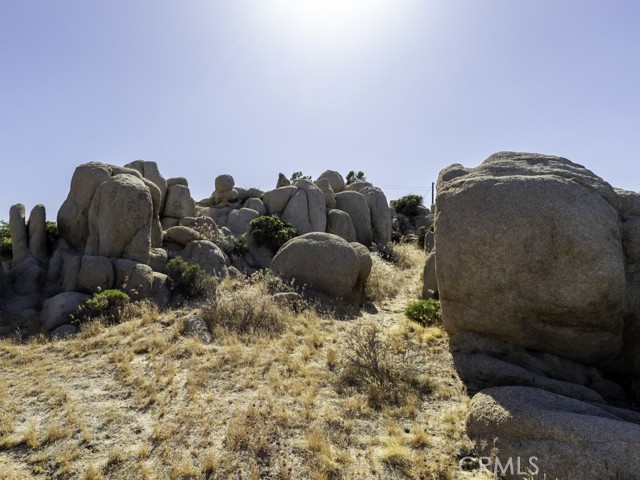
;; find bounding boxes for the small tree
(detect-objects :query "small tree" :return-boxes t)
[391,194,424,217]
[346,170,366,185]
[290,171,311,183]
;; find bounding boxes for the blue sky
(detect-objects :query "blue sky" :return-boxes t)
[1,0,639,219]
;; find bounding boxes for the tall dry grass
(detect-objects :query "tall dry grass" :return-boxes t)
[365,243,426,303]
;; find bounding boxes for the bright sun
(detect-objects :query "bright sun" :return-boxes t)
[265,0,399,48]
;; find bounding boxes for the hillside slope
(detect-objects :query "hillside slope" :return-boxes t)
[0,245,485,479]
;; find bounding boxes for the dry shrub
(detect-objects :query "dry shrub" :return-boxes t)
[304,423,349,479]
[379,440,415,475]
[338,326,432,409]
[390,242,425,270]
[365,244,426,303]
[365,254,403,302]
[201,276,293,337]
[222,400,291,476]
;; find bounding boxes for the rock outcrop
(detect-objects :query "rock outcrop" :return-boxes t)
[433,152,640,478]
[2,162,398,339]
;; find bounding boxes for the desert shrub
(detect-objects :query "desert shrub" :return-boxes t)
[74,289,132,325]
[201,277,289,336]
[249,215,298,254]
[391,194,424,217]
[45,221,58,254]
[405,299,441,327]
[386,243,424,270]
[290,171,311,182]
[339,326,431,409]
[365,244,426,303]
[0,221,11,257]
[166,257,217,301]
[365,254,403,302]
[232,236,248,257]
[345,170,366,185]
[187,217,218,242]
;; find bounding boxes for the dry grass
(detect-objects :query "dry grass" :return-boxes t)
[0,249,481,479]
[365,243,425,303]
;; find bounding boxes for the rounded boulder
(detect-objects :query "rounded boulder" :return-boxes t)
[271,232,360,300]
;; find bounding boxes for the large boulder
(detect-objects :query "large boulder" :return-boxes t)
[57,162,162,258]
[124,160,168,210]
[467,386,640,479]
[9,204,31,266]
[57,162,112,251]
[212,174,239,207]
[317,170,345,193]
[113,259,155,299]
[315,178,336,209]
[435,152,625,366]
[227,208,260,236]
[334,191,372,247]
[41,292,89,331]
[350,242,372,300]
[85,174,155,264]
[263,186,298,215]
[610,188,640,388]
[362,186,391,249]
[243,198,267,216]
[164,184,196,219]
[77,255,114,293]
[271,233,361,300]
[164,226,200,246]
[27,204,47,263]
[422,252,437,300]
[281,180,326,234]
[44,241,82,295]
[180,240,228,278]
[326,209,357,243]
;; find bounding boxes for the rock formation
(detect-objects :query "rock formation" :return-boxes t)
[2,161,400,337]
[433,151,640,479]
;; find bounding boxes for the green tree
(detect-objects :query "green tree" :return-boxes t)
[345,170,366,185]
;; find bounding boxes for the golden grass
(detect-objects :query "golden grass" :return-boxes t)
[365,243,426,303]
[0,252,476,479]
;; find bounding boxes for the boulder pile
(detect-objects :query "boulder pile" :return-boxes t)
[0,164,397,335]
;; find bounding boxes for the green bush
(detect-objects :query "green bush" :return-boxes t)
[404,299,441,327]
[45,221,59,253]
[391,194,424,217]
[232,236,248,257]
[75,289,131,325]
[249,215,298,254]
[166,257,217,301]
[0,221,11,257]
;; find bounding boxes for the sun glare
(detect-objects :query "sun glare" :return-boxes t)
[265,0,400,49]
